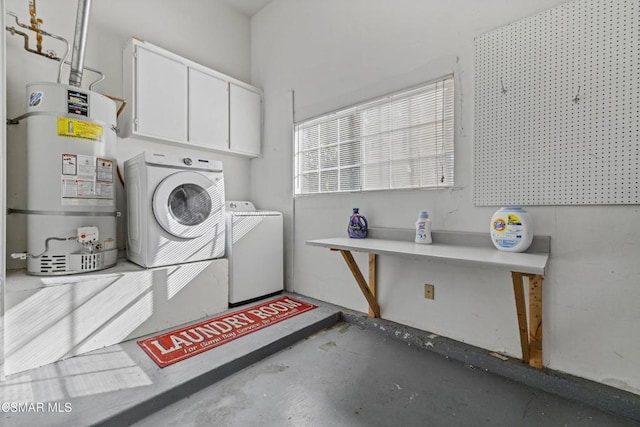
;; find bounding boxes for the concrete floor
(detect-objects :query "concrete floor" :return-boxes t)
[0,295,340,426]
[134,321,639,427]
[1,294,638,426]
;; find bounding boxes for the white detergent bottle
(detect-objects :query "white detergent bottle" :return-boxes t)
[415,211,432,244]
[490,207,534,252]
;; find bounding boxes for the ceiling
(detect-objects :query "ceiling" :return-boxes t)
[221,0,272,16]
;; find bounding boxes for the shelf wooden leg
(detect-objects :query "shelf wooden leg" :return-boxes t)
[339,250,381,318]
[512,271,544,369]
[368,254,377,317]
[528,274,543,369]
[512,271,530,363]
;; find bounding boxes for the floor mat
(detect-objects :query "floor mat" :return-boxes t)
[137,296,317,367]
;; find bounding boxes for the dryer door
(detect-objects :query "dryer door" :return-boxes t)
[152,171,223,239]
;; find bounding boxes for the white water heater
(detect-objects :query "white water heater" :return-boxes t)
[22,82,118,275]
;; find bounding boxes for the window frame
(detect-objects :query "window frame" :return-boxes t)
[294,75,455,196]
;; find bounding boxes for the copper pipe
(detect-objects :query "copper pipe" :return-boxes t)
[104,95,128,119]
[5,26,56,59]
[116,164,125,187]
[6,11,70,82]
[6,18,108,89]
[28,0,43,53]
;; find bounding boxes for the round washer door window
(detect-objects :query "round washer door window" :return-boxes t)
[153,171,223,239]
[168,183,212,226]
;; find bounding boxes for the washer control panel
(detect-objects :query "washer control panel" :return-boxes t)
[226,201,256,212]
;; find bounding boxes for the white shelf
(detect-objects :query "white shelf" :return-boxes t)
[306,237,549,275]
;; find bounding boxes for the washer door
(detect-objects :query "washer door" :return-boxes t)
[152,171,223,239]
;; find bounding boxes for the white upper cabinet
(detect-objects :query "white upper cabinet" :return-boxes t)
[122,39,262,158]
[188,68,229,150]
[133,45,188,142]
[230,83,261,157]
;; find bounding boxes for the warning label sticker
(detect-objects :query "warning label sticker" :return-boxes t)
[61,154,115,207]
[96,158,113,183]
[62,154,77,175]
[57,117,103,141]
[96,182,114,199]
[76,155,96,177]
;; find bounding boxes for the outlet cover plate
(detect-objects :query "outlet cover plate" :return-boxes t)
[424,284,434,300]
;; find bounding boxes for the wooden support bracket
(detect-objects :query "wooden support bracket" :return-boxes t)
[528,274,543,368]
[339,250,381,318]
[368,254,377,317]
[312,237,548,370]
[512,271,543,369]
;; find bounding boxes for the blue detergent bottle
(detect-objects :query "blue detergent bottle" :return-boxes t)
[348,208,368,238]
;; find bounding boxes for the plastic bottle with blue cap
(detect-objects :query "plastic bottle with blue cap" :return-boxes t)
[415,211,432,244]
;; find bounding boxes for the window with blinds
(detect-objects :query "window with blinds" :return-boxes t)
[294,75,454,195]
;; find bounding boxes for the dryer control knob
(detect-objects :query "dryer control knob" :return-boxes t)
[183,158,193,166]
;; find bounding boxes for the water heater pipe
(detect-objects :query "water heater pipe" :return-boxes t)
[6,11,70,83]
[69,0,92,87]
[28,0,44,53]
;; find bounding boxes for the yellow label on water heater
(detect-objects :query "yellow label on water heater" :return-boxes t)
[57,118,103,141]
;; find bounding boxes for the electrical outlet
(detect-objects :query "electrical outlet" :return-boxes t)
[424,284,435,300]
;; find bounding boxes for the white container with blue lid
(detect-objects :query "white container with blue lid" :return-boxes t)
[490,207,533,252]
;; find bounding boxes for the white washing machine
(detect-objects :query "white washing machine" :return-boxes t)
[226,201,283,306]
[124,152,225,268]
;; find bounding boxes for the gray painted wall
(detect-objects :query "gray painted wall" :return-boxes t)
[250,0,640,395]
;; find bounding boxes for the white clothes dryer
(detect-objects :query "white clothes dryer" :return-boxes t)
[226,201,283,306]
[124,152,225,268]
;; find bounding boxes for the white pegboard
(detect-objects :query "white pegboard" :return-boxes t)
[474,0,639,206]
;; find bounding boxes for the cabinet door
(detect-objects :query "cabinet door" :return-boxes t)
[135,46,188,142]
[188,68,229,150]
[229,84,261,157]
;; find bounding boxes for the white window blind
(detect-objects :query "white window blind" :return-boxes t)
[294,76,454,195]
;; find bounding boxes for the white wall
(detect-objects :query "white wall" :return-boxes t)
[4,0,253,267]
[1,0,7,381]
[251,0,640,394]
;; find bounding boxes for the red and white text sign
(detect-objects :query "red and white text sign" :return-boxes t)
[138,296,317,368]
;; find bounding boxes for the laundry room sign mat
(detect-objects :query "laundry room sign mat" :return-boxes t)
[137,296,317,368]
